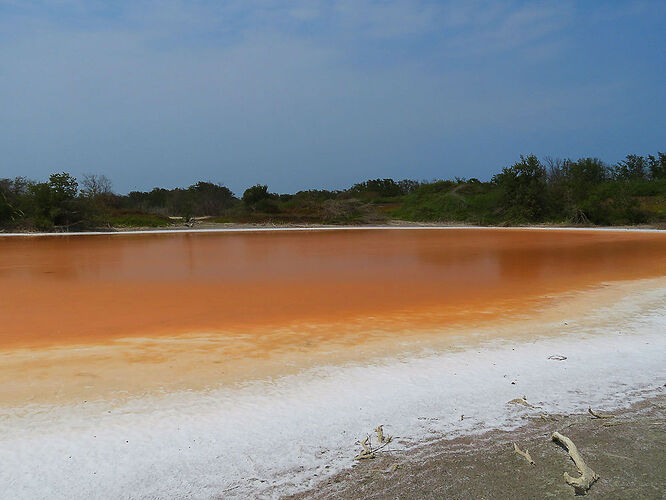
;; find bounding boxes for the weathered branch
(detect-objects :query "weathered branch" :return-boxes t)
[355,429,394,460]
[355,436,375,460]
[552,431,599,495]
[588,407,613,419]
[507,396,537,408]
[375,425,392,444]
[372,440,393,454]
[513,443,535,465]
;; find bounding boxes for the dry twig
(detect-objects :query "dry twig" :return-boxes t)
[355,437,375,460]
[375,425,392,444]
[508,396,537,408]
[588,407,613,419]
[513,443,535,465]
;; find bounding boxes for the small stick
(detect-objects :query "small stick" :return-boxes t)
[371,440,393,454]
[552,431,599,495]
[375,425,392,444]
[355,436,375,460]
[507,397,535,408]
[588,407,613,419]
[513,443,535,465]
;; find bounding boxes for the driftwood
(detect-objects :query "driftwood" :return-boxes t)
[508,396,536,408]
[375,425,392,444]
[552,432,599,495]
[355,437,375,460]
[355,427,394,460]
[513,443,535,465]
[588,407,613,419]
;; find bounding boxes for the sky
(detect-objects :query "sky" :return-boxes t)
[1,1,665,195]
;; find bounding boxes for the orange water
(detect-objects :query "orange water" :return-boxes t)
[1,229,665,353]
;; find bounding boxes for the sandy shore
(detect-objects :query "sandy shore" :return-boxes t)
[1,221,664,237]
[287,395,666,500]
[1,298,663,498]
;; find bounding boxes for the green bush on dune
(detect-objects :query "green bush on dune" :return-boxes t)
[1,151,665,231]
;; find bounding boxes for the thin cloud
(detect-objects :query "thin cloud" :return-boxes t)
[0,1,663,194]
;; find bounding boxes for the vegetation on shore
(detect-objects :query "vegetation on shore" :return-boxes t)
[1,152,665,231]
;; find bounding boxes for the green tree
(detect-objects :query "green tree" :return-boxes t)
[0,178,28,225]
[564,158,607,197]
[580,182,645,225]
[613,154,647,180]
[647,153,666,180]
[350,179,404,198]
[242,184,270,206]
[48,172,79,201]
[30,172,81,230]
[187,181,236,215]
[492,155,547,221]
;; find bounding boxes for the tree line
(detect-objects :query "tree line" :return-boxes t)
[1,151,664,231]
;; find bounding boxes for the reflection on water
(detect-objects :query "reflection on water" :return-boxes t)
[0,229,665,349]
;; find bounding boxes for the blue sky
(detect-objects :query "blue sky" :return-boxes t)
[1,1,664,195]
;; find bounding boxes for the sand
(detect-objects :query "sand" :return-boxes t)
[2,306,663,498]
[287,395,666,500]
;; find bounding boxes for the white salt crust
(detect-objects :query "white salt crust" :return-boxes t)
[0,299,664,499]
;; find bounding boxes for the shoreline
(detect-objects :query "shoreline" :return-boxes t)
[287,394,666,499]
[2,276,664,408]
[2,309,664,499]
[1,222,665,237]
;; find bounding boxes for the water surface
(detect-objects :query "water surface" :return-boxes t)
[1,228,665,352]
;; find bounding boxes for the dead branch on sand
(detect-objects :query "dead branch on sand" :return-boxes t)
[355,427,394,460]
[552,431,599,495]
[375,425,393,444]
[355,437,375,460]
[513,443,535,465]
[507,396,537,408]
[588,407,614,419]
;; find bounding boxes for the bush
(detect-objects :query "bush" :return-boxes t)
[242,184,270,206]
[492,155,547,221]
